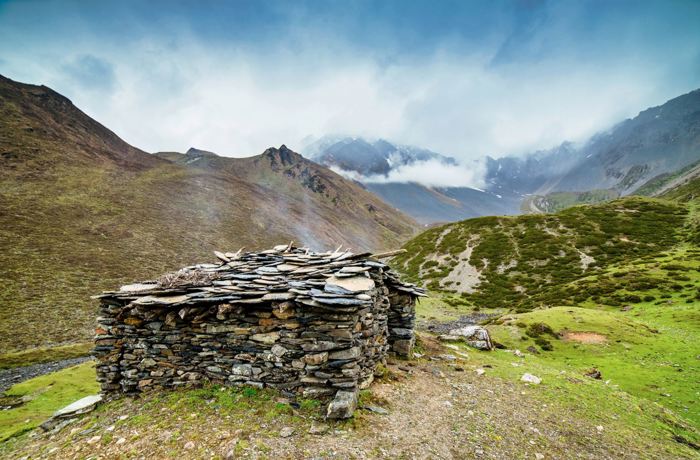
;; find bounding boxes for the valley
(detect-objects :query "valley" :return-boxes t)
[0,73,698,459]
[2,1,700,458]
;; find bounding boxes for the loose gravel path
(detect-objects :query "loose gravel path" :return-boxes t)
[0,357,92,393]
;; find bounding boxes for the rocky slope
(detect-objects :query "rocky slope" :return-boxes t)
[489,88,700,199]
[0,75,417,352]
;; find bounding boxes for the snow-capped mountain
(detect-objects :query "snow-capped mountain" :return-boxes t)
[303,136,521,224]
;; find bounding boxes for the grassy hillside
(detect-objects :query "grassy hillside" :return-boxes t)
[0,75,417,354]
[635,158,700,197]
[394,196,689,312]
[394,185,700,441]
[522,189,620,214]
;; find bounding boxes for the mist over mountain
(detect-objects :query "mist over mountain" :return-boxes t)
[303,136,518,224]
[487,88,700,198]
[303,88,700,223]
[304,136,457,179]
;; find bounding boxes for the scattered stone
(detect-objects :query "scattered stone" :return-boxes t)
[53,395,102,418]
[520,373,541,385]
[184,441,195,449]
[514,349,524,358]
[584,368,602,379]
[87,435,101,444]
[431,368,446,378]
[40,395,103,432]
[437,354,457,361]
[309,423,330,435]
[279,427,295,438]
[535,453,545,459]
[475,368,486,376]
[363,405,389,415]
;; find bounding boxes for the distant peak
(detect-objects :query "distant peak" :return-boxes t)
[262,145,303,166]
[186,147,218,157]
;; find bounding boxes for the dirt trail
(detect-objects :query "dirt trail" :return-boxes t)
[7,349,692,459]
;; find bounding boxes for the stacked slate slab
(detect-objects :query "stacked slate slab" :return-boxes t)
[93,244,424,418]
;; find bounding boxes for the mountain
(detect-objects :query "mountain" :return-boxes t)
[303,89,700,222]
[305,136,521,224]
[305,136,456,177]
[488,88,700,199]
[0,75,417,353]
[154,145,418,248]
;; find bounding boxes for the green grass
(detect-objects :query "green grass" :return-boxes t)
[488,304,699,426]
[452,341,700,453]
[525,189,620,213]
[0,342,92,369]
[0,372,331,456]
[396,188,700,442]
[394,196,689,313]
[635,158,700,197]
[414,242,700,440]
[0,362,98,442]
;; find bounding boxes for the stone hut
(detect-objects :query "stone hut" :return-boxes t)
[93,244,424,418]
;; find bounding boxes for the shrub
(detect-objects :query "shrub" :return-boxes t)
[535,337,553,351]
[525,322,556,338]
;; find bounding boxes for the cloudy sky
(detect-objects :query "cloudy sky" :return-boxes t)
[1,0,699,161]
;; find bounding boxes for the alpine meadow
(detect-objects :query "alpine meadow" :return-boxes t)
[1,1,699,459]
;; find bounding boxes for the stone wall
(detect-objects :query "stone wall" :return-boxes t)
[96,279,419,418]
[387,290,417,356]
[94,247,423,418]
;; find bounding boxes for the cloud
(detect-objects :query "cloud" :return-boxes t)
[330,159,486,189]
[0,0,698,162]
[61,55,116,92]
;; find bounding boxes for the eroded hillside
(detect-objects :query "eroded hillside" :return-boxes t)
[393,197,689,312]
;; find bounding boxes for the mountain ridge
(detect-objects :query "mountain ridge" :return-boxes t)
[0,74,418,352]
[489,87,700,199]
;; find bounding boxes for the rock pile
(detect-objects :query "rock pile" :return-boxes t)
[93,245,424,418]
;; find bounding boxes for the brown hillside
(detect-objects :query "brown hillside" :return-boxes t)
[0,75,417,352]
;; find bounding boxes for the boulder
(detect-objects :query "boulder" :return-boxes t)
[326,390,358,419]
[444,325,493,350]
[40,394,102,431]
[52,394,102,418]
[520,373,542,384]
